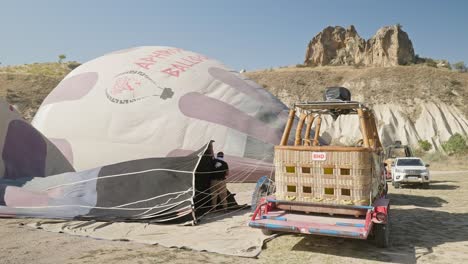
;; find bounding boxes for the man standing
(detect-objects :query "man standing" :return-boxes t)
[210,152,229,210]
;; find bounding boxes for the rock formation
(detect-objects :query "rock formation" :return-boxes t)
[304,25,415,67]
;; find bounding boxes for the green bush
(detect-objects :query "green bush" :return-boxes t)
[453,61,466,72]
[425,59,437,68]
[450,79,462,86]
[418,140,432,152]
[58,54,66,63]
[67,61,81,70]
[442,133,467,155]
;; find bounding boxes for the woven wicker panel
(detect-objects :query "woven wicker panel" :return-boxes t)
[274,148,380,205]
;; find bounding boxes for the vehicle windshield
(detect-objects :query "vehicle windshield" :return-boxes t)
[397,159,424,166]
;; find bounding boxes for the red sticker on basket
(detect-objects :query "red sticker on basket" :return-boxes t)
[312,152,326,161]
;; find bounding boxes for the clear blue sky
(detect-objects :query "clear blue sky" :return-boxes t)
[0,0,467,70]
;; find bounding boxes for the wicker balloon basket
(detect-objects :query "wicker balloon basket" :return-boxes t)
[275,147,383,206]
[274,101,385,211]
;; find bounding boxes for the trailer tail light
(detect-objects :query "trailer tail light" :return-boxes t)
[376,212,387,222]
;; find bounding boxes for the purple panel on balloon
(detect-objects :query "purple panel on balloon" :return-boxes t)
[208,67,283,113]
[166,149,273,182]
[179,92,282,145]
[2,120,47,179]
[42,72,98,106]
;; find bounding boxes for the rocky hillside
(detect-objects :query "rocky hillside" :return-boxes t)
[246,65,468,151]
[304,25,415,67]
[1,60,466,153]
[0,63,77,120]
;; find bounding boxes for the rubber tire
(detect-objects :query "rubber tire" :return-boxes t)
[422,183,430,189]
[394,182,401,189]
[374,223,390,248]
[262,229,275,236]
[251,176,274,213]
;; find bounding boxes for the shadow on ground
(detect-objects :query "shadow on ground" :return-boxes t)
[391,180,459,191]
[281,192,468,264]
[389,193,448,208]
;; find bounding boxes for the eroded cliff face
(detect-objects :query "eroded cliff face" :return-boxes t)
[318,102,468,151]
[304,25,415,67]
[246,66,468,150]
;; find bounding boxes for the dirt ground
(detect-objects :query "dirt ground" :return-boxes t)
[1,171,468,264]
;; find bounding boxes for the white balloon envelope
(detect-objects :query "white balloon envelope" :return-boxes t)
[32,46,289,182]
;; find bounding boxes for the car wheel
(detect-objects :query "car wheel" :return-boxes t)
[422,183,430,189]
[394,182,401,189]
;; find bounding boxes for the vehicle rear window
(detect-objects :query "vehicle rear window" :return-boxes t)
[397,159,423,166]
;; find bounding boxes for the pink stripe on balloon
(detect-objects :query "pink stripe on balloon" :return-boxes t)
[46,187,64,199]
[42,72,98,106]
[208,67,284,113]
[166,149,274,183]
[4,186,49,207]
[179,92,282,145]
[49,138,74,165]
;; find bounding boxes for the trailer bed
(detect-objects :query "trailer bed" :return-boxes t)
[250,209,372,239]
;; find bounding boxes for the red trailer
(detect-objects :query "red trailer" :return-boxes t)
[250,195,390,247]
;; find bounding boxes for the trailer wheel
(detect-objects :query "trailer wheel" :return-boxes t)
[374,223,390,248]
[262,229,275,236]
[251,176,275,212]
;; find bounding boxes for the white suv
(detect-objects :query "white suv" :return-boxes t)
[391,157,430,189]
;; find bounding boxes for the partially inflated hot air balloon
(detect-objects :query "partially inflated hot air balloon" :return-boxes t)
[32,46,289,182]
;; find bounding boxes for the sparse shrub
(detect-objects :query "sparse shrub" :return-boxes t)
[296,80,306,86]
[450,79,462,87]
[415,55,441,68]
[442,133,467,155]
[67,61,81,70]
[415,54,425,64]
[353,62,365,68]
[418,140,432,152]
[453,61,467,72]
[58,54,66,63]
[296,64,306,68]
[425,58,437,68]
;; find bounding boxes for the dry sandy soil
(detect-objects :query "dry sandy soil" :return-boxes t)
[1,171,468,264]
